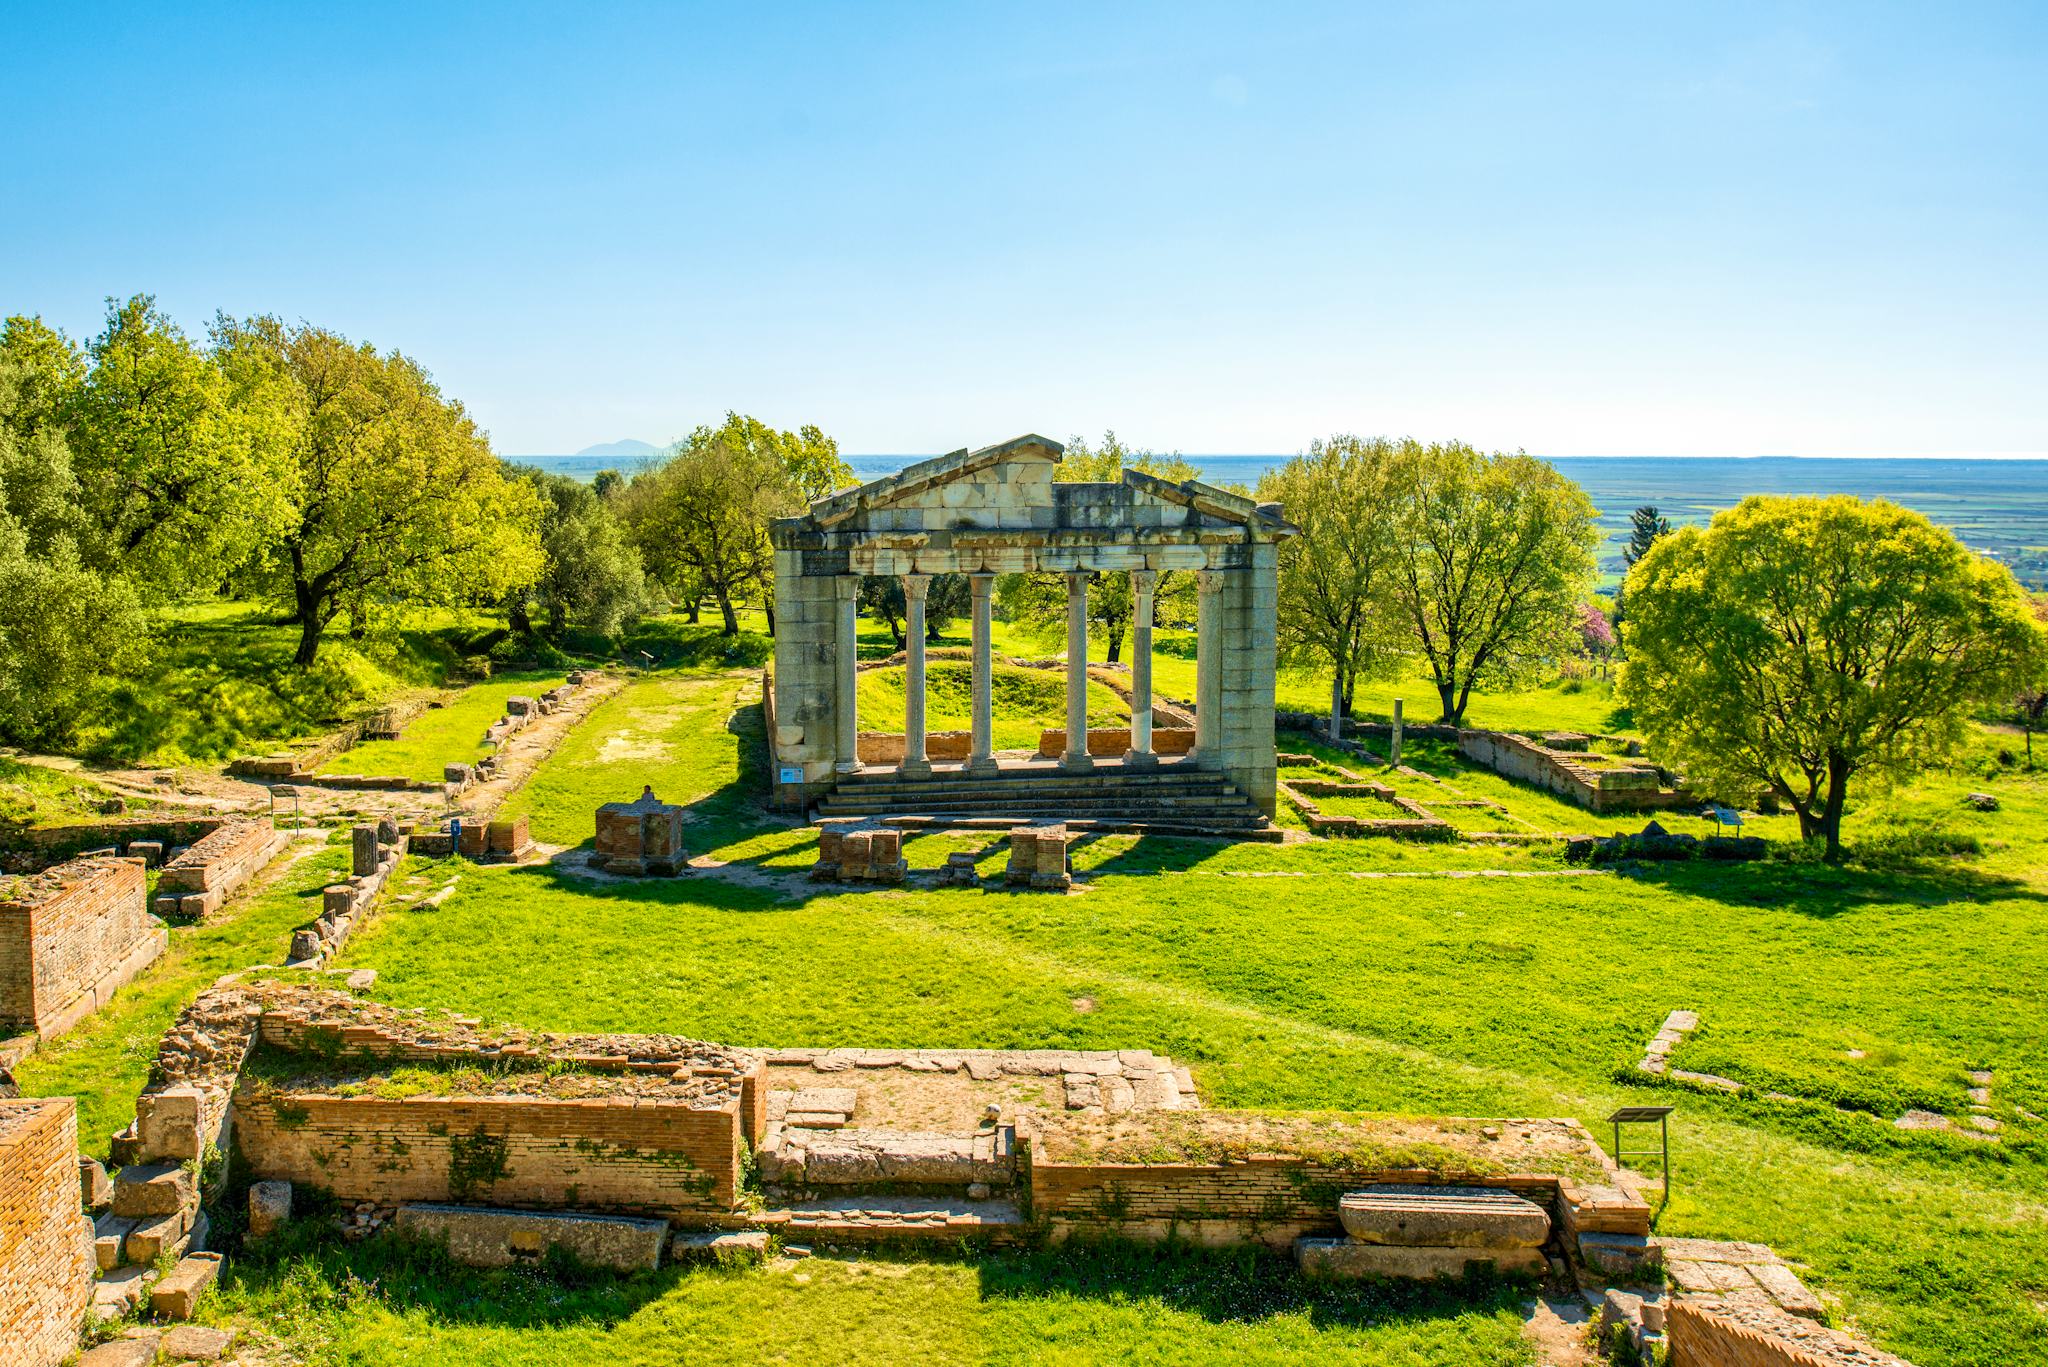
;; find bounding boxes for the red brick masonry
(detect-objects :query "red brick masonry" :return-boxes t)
[0,855,164,1039]
[0,1099,94,1367]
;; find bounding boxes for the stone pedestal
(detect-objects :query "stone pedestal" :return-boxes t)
[593,787,688,876]
[1005,824,1071,890]
[810,825,906,885]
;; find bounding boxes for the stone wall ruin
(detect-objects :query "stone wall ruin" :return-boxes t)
[0,855,165,1042]
[0,1098,95,1367]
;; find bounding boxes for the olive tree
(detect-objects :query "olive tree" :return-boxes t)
[1619,496,2047,860]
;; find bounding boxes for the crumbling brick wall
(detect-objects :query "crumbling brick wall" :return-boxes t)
[0,855,162,1039]
[153,819,288,919]
[1028,1151,1561,1250]
[1666,1297,1914,1367]
[0,1098,94,1367]
[233,1090,747,1216]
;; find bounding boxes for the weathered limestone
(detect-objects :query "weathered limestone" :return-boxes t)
[393,1204,669,1272]
[810,825,907,884]
[1193,569,1222,763]
[1126,569,1158,768]
[1006,823,1071,890]
[1295,1239,1547,1280]
[1336,1185,1550,1249]
[900,574,932,778]
[967,573,998,775]
[248,1180,293,1239]
[768,436,1295,817]
[1062,573,1092,771]
[149,1251,222,1320]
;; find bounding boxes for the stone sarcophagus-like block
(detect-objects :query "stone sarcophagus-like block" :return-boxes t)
[593,787,688,876]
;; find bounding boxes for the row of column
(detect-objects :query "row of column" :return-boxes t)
[833,569,1224,776]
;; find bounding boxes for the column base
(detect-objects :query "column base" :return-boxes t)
[834,760,866,775]
[1060,753,1095,772]
[897,758,933,780]
[966,756,1000,776]
[1123,749,1159,770]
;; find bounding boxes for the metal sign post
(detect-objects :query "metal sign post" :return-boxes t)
[1607,1104,1675,1208]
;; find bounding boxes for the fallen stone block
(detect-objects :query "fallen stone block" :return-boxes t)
[81,1155,113,1209]
[161,1324,238,1361]
[392,1203,668,1272]
[288,929,324,963]
[137,1083,206,1161]
[1338,1185,1550,1249]
[673,1229,771,1263]
[150,1250,224,1320]
[94,1212,136,1271]
[249,1179,293,1239]
[1295,1237,1546,1280]
[112,1161,196,1217]
[78,1328,158,1364]
[124,1208,189,1264]
[1580,1231,1661,1281]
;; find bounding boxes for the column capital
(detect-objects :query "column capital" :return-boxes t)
[1066,570,1090,591]
[901,573,930,602]
[1196,568,1225,595]
[1130,569,1158,596]
[968,571,996,588]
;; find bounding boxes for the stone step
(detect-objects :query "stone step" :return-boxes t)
[827,779,1244,802]
[753,1194,1029,1245]
[817,796,1260,817]
[1337,1185,1552,1249]
[819,813,1284,841]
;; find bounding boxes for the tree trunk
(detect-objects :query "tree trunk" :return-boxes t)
[764,601,776,635]
[509,597,532,635]
[1437,679,1460,726]
[686,598,701,624]
[293,614,325,668]
[716,590,739,636]
[1330,671,1345,743]
[1820,752,1851,863]
[547,602,565,634]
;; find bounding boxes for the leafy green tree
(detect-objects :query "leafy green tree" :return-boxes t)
[1387,441,1599,724]
[1619,496,2047,860]
[213,316,546,666]
[997,433,1198,662]
[0,338,147,745]
[622,413,849,635]
[67,296,294,595]
[859,572,968,647]
[1259,436,1404,740]
[504,467,651,637]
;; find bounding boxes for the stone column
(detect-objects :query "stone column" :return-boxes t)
[1062,572,1093,771]
[900,574,931,778]
[835,575,862,773]
[1192,569,1223,764]
[1126,569,1158,768]
[968,573,998,775]
[1391,697,1404,767]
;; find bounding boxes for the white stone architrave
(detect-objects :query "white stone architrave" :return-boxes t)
[768,435,1295,817]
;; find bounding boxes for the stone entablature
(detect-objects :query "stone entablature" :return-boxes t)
[769,435,1292,818]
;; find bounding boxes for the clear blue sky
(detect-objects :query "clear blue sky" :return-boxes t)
[3,2,2043,458]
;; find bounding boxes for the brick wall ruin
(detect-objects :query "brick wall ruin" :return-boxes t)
[1457,730,1692,814]
[1666,1296,1913,1367]
[0,1099,94,1367]
[152,818,289,920]
[0,855,165,1040]
[1022,1111,1646,1252]
[236,1091,746,1215]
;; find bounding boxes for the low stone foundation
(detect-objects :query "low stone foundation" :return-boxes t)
[1667,1293,1912,1366]
[1005,823,1071,889]
[594,787,688,875]
[810,824,907,884]
[1457,730,1692,814]
[1,855,165,1042]
[393,1204,670,1271]
[0,1098,94,1367]
[151,819,289,921]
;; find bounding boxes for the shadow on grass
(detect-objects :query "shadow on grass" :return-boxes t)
[222,1223,1527,1338]
[1608,855,2048,917]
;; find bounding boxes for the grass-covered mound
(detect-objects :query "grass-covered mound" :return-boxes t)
[0,755,119,828]
[316,670,567,782]
[855,659,1128,751]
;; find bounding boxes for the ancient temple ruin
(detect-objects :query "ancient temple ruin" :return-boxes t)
[768,436,1294,825]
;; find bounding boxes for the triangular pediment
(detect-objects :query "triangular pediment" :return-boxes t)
[809,435,1065,527]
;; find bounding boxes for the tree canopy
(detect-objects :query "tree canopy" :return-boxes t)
[1619,495,2047,859]
[213,316,546,665]
[1387,441,1599,724]
[1258,435,1405,737]
[620,413,850,635]
[505,467,652,639]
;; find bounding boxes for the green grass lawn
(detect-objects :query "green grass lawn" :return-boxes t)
[317,671,567,782]
[855,659,1129,751]
[0,754,119,827]
[22,629,2048,1365]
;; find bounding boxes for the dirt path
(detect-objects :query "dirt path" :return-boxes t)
[1522,1296,1596,1365]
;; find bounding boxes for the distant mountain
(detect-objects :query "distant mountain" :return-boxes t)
[574,438,661,458]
